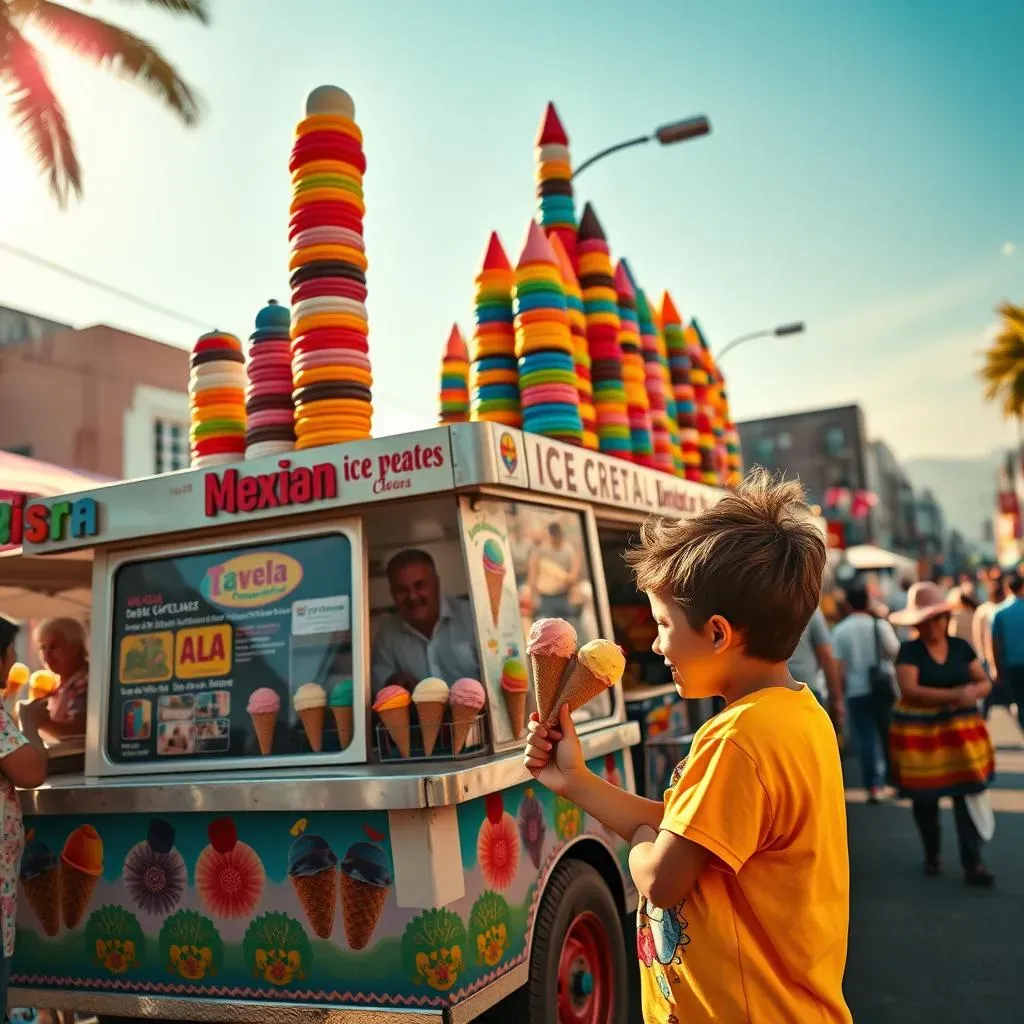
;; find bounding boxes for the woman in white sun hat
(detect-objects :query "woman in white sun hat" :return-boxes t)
[889,581,996,885]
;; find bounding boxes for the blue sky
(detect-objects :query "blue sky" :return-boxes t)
[0,0,1021,459]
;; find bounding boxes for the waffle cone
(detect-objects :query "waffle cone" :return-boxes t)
[379,706,411,758]
[23,868,60,937]
[60,861,98,930]
[503,689,527,738]
[298,706,325,752]
[484,567,505,627]
[249,711,277,755]
[340,870,389,951]
[291,868,336,939]
[415,700,446,756]
[450,704,478,755]
[531,653,572,721]
[544,658,610,726]
[332,706,354,748]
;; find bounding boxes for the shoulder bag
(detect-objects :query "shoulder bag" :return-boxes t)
[868,617,897,703]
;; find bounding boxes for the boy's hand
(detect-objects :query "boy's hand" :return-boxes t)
[524,704,585,796]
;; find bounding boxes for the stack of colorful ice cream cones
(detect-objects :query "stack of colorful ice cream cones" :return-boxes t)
[438,324,470,425]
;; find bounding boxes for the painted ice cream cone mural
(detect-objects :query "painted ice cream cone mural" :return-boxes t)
[534,101,578,263]
[195,818,266,919]
[500,657,528,738]
[246,687,280,756]
[60,824,103,929]
[545,638,624,726]
[288,823,338,939]
[373,684,412,758]
[481,537,506,627]
[293,682,327,752]
[340,834,393,951]
[438,323,470,425]
[449,677,486,754]
[412,677,449,756]
[330,677,354,748]
[526,617,577,722]
[517,787,547,869]
[124,818,187,916]
[20,836,60,936]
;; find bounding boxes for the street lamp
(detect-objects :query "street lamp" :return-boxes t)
[715,322,805,362]
[572,116,711,179]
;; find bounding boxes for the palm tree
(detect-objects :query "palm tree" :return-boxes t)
[0,0,208,205]
[980,301,1024,449]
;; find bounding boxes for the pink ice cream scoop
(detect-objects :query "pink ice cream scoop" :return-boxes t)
[527,617,577,658]
[449,677,486,710]
[246,687,281,714]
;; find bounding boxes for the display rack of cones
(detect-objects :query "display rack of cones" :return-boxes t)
[660,292,703,481]
[469,232,521,427]
[189,330,247,468]
[614,260,656,469]
[534,102,578,264]
[576,203,632,461]
[288,84,373,450]
[513,221,585,445]
[438,323,470,424]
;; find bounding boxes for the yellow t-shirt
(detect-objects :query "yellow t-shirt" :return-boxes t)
[638,684,851,1023]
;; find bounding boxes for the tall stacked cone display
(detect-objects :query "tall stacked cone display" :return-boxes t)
[470,233,521,426]
[550,233,598,450]
[686,318,719,485]
[189,331,246,468]
[288,85,373,450]
[630,274,676,474]
[661,292,702,481]
[513,221,584,445]
[649,298,685,475]
[613,262,655,467]
[576,204,632,461]
[534,103,578,264]
[245,300,296,459]
[438,324,470,424]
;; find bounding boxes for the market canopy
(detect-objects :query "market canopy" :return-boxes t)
[845,544,918,576]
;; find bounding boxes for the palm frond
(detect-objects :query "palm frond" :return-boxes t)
[978,300,1024,422]
[102,0,210,25]
[13,0,202,126]
[0,18,82,205]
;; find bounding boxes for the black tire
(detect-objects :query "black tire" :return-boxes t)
[483,858,628,1024]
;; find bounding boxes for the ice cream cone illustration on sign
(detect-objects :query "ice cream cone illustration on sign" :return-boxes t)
[526,617,577,722]
[293,683,327,752]
[20,837,60,936]
[412,677,449,756]
[481,538,505,627]
[500,657,528,738]
[60,824,104,929]
[373,685,411,757]
[288,822,338,939]
[340,834,393,951]
[545,639,624,726]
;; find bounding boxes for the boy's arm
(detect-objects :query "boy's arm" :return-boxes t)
[630,828,711,909]
[564,771,664,842]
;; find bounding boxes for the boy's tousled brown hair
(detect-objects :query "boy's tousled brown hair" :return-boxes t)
[626,468,826,662]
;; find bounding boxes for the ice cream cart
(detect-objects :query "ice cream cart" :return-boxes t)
[9,422,725,1024]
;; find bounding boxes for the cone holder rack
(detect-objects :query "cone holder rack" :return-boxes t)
[375,711,488,763]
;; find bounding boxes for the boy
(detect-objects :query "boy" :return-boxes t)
[525,471,852,1023]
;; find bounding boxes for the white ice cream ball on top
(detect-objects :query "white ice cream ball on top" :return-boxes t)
[306,85,355,119]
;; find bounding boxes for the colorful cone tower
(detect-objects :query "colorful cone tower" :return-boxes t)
[550,233,598,450]
[288,85,373,450]
[660,292,702,481]
[534,103,578,264]
[630,275,676,475]
[613,262,655,468]
[576,204,631,461]
[649,299,685,475]
[513,221,584,445]
[470,232,521,426]
[189,331,246,468]
[245,300,296,459]
[438,324,470,424]
[686,317,719,485]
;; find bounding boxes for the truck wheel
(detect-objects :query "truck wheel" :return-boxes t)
[525,858,627,1024]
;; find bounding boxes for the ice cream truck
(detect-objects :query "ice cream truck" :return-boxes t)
[9,422,725,1024]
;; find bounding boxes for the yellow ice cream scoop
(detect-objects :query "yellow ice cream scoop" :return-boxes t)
[576,639,625,684]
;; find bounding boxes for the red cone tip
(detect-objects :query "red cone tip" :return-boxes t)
[481,231,511,273]
[614,261,636,299]
[445,324,468,359]
[548,232,579,289]
[577,203,606,243]
[518,219,557,269]
[535,102,569,147]
[660,291,682,326]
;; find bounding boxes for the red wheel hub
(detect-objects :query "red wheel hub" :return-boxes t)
[557,910,614,1024]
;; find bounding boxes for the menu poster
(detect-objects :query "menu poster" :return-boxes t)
[107,533,356,764]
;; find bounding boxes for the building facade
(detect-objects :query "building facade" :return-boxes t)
[0,317,190,480]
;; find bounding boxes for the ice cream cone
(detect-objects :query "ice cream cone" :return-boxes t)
[291,868,336,939]
[340,870,389,951]
[484,567,505,627]
[379,706,411,758]
[415,700,446,756]
[60,862,98,929]
[298,706,325,752]
[23,868,60,937]
[450,704,478,755]
[332,705,354,748]
[531,653,572,722]
[249,711,278,755]
[503,689,526,738]
[544,658,610,726]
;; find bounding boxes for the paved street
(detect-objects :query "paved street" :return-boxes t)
[844,708,1024,1023]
